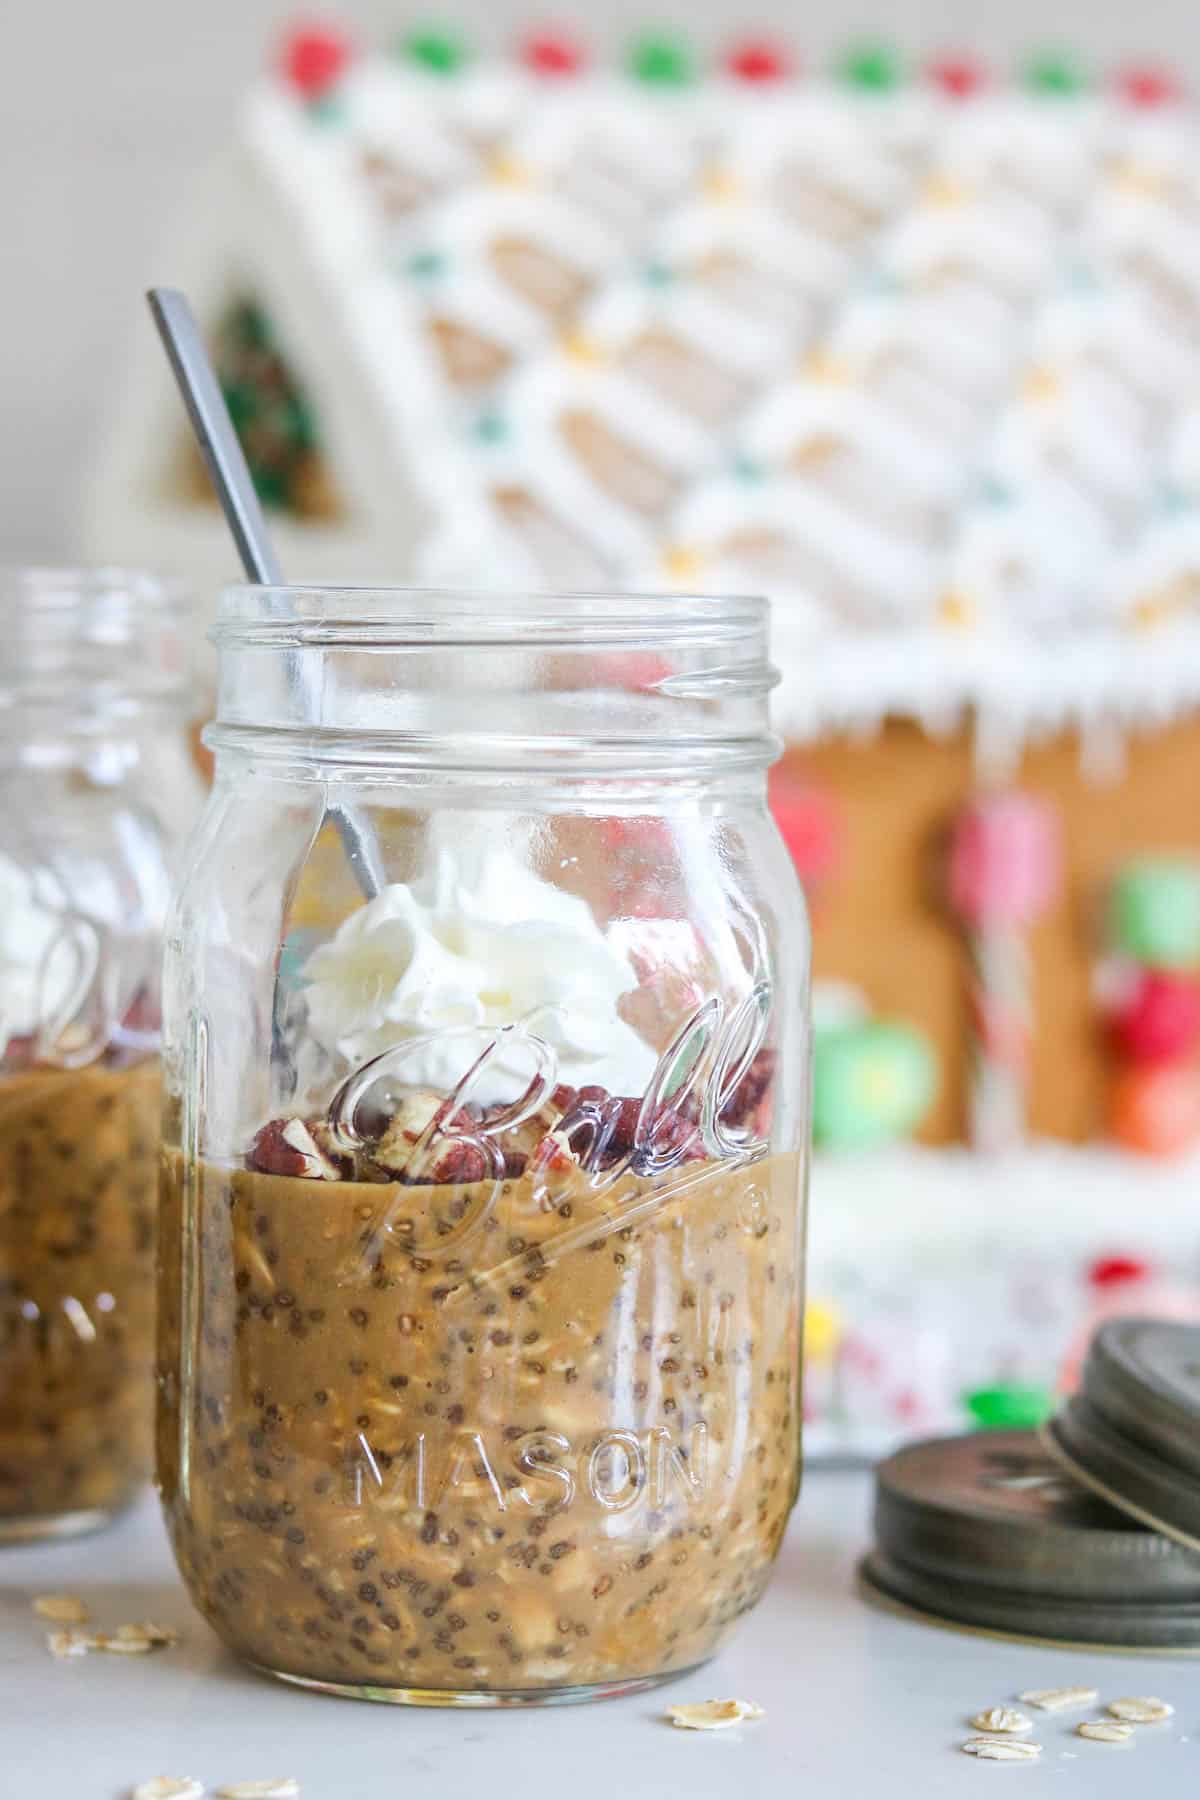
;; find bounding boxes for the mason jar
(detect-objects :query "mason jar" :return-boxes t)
[0,567,200,1539]
[159,587,809,1703]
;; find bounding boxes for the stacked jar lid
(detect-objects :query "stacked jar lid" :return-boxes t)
[861,1319,1200,1650]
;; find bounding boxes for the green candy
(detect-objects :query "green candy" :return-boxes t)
[405,249,446,282]
[813,1021,937,1150]
[839,42,903,92]
[1110,859,1200,969]
[731,453,765,484]
[472,410,507,445]
[1024,51,1086,96]
[628,33,694,86]
[964,1385,1055,1431]
[402,26,468,76]
[306,92,347,126]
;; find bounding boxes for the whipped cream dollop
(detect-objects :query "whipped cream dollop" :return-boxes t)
[302,842,658,1098]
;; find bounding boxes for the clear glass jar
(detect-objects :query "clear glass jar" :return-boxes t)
[0,568,201,1539]
[159,587,809,1703]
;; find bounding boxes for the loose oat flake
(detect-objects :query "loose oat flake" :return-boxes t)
[216,1782,301,1798]
[1078,1721,1134,1744]
[47,1628,91,1659]
[969,1708,1031,1734]
[33,1593,89,1623]
[116,1621,180,1647]
[131,1782,205,1800]
[961,1738,1042,1762]
[1107,1697,1174,1724]
[90,1630,155,1655]
[667,1699,766,1730]
[1017,1686,1099,1713]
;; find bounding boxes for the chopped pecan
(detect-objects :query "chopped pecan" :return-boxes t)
[248,1117,344,1180]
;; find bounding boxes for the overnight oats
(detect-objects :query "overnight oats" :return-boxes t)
[159,588,809,1701]
[0,568,199,1539]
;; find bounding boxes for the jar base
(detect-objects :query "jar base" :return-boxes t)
[248,1659,704,1708]
[0,1505,121,1546]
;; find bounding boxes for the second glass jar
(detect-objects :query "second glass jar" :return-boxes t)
[159,588,809,1702]
[0,567,199,1539]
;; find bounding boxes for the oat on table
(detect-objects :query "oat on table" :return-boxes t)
[667,1698,766,1730]
[32,1594,89,1623]
[116,1620,180,1647]
[961,1737,1041,1761]
[216,1782,301,1798]
[1018,1686,1099,1712]
[1107,1697,1174,1724]
[969,1707,1030,1734]
[1078,1720,1134,1743]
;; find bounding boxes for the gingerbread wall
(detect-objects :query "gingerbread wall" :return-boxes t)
[780,713,1200,1144]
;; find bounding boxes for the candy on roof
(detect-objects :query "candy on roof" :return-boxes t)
[88,29,1200,760]
[726,38,794,84]
[280,23,353,98]
[521,30,587,77]
[927,53,989,100]
[401,22,471,75]
[627,32,695,86]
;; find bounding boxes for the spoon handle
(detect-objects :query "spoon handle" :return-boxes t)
[147,288,283,585]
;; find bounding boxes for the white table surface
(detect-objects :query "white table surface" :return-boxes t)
[3,1470,1195,1798]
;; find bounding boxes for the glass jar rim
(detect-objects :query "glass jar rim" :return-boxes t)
[6,565,188,616]
[1,566,193,717]
[214,584,769,648]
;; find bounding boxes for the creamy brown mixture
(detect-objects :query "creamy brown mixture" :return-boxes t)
[158,1130,802,1695]
[0,1061,159,1529]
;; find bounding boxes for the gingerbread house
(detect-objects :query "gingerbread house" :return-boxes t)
[85,26,1200,1452]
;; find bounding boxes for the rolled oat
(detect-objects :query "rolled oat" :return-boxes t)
[116,1621,180,1647]
[33,1594,89,1623]
[1078,1721,1134,1743]
[667,1698,766,1730]
[961,1737,1041,1762]
[1107,1697,1173,1724]
[969,1707,1030,1734]
[90,1630,155,1655]
[216,1783,300,1798]
[1017,1686,1098,1712]
[131,1782,204,1800]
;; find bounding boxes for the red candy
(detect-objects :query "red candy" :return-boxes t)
[769,776,840,888]
[523,31,586,76]
[727,39,793,83]
[1112,969,1200,1064]
[928,54,987,99]
[1089,1254,1151,1290]
[1118,64,1183,107]
[280,24,352,99]
[1110,1063,1200,1156]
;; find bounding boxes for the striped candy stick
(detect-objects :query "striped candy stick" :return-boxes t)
[948,794,1061,1151]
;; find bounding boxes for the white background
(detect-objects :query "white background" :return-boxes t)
[4,0,1200,559]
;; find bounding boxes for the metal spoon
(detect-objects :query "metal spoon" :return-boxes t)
[146,286,385,900]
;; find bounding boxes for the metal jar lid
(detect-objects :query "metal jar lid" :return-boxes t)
[1043,1319,1200,1554]
[863,1429,1200,1651]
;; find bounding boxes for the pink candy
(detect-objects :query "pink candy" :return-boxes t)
[947,793,1061,928]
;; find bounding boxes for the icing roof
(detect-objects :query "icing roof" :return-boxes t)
[91,35,1200,747]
